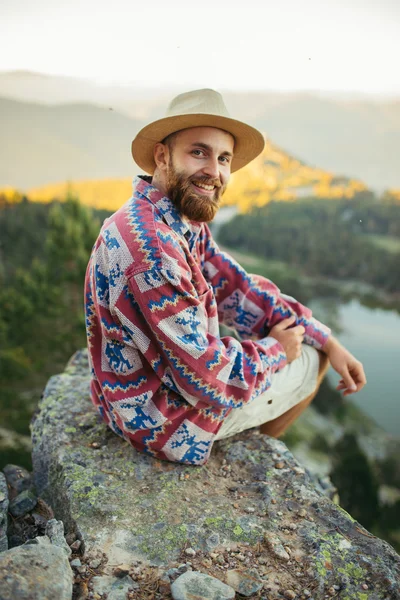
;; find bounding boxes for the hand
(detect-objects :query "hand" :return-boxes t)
[323,336,366,396]
[269,315,305,363]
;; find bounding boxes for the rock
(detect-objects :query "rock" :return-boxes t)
[70,539,82,551]
[164,563,192,582]
[0,472,9,551]
[89,557,102,569]
[45,518,71,556]
[70,558,82,567]
[9,489,38,517]
[3,464,33,495]
[31,349,400,597]
[185,547,196,556]
[91,574,138,599]
[113,563,131,577]
[264,533,291,561]
[171,571,235,600]
[0,541,73,599]
[283,590,296,600]
[226,568,263,596]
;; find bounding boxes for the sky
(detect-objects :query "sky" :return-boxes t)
[0,0,399,95]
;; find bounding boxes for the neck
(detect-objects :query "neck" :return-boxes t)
[150,171,168,197]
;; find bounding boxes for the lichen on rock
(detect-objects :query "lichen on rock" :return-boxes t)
[31,349,400,598]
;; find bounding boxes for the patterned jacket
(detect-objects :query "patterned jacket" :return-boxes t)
[84,176,331,465]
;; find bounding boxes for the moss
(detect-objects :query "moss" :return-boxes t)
[204,517,223,526]
[233,525,243,536]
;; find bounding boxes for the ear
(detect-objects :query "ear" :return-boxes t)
[154,143,169,172]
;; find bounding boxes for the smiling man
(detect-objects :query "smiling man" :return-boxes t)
[84,88,366,465]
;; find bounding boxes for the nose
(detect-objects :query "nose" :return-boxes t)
[202,155,220,179]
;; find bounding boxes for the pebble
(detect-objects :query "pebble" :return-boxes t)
[70,558,82,568]
[9,490,38,517]
[45,519,71,557]
[271,499,277,504]
[245,506,255,513]
[283,591,296,600]
[3,464,32,494]
[185,548,196,557]
[171,571,235,600]
[70,539,82,551]
[226,568,263,597]
[361,583,369,590]
[264,533,290,561]
[113,564,131,578]
[293,467,305,475]
[277,511,283,516]
[328,587,336,596]
[289,524,297,530]
[275,462,285,469]
[297,509,307,518]
[90,558,102,569]
[303,590,311,598]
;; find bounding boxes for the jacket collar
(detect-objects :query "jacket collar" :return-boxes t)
[132,176,202,248]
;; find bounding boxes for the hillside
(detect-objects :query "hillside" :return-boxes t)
[222,139,368,212]
[1,139,371,213]
[1,71,400,190]
[0,97,141,188]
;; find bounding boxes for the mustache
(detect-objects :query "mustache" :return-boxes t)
[190,175,222,188]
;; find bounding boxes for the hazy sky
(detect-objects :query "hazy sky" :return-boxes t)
[1,0,399,94]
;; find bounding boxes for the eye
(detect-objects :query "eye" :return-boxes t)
[219,155,231,164]
[192,149,205,157]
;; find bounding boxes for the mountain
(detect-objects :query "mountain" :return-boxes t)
[2,138,368,214]
[0,70,400,190]
[0,97,142,188]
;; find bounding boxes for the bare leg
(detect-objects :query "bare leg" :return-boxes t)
[259,350,330,438]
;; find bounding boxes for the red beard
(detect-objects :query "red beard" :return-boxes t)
[166,161,226,222]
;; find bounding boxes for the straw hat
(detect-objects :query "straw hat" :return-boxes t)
[131,88,265,174]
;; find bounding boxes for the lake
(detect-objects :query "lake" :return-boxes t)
[311,298,400,437]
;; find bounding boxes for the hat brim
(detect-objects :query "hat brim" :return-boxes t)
[131,114,265,174]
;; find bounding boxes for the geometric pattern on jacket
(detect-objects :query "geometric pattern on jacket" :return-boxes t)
[85,176,331,465]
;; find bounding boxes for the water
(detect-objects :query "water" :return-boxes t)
[311,299,400,437]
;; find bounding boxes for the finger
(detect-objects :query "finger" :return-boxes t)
[336,382,347,390]
[273,315,296,331]
[291,325,306,335]
[340,367,357,393]
[353,364,367,387]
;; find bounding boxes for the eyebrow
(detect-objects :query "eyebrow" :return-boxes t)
[190,142,233,158]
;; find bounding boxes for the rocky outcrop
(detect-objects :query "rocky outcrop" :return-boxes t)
[0,537,73,600]
[31,349,400,598]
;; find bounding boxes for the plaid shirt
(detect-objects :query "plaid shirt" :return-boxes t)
[84,176,331,465]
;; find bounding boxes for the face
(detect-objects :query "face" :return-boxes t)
[164,127,234,222]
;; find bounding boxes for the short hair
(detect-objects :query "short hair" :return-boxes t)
[161,130,180,151]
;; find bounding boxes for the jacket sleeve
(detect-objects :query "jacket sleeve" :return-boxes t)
[120,257,288,412]
[201,225,331,349]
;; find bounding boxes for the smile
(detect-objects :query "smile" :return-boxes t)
[192,181,216,194]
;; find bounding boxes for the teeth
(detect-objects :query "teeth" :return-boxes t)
[194,182,214,191]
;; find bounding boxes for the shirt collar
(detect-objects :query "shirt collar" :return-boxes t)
[132,175,202,247]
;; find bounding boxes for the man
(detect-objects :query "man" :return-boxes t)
[84,88,366,465]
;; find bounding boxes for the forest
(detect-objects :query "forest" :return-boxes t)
[218,193,400,295]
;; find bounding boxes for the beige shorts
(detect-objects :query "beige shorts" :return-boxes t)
[215,344,320,440]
